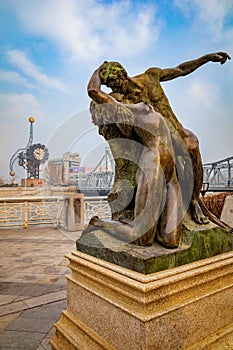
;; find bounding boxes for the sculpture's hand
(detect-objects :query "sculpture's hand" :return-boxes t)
[209,52,231,65]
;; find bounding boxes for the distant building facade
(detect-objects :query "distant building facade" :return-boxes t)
[46,152,83,185]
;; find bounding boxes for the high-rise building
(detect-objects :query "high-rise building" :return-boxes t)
[46,152,82,185]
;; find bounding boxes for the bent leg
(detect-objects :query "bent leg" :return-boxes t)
[183,130,209,224]
[157,175,183,248]
[81,216,137,243]
[133,148,166,246]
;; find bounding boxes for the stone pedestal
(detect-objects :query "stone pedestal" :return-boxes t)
[76,218,233,274]
[20,178,45,187]
[50,250,233,350]
[63,194,85,231]
[221,195,233,228]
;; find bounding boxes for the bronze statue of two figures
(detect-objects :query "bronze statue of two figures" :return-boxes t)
[82,52,232,249]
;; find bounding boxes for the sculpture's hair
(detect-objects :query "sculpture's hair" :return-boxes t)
[99,61,127,85]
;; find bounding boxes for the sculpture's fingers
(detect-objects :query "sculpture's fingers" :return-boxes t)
[221,57,227,64]
[220,53,231,64]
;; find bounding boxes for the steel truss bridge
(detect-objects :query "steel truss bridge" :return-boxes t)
[78,150,233,194]
[78,147,115,195]
[203,156,233,192]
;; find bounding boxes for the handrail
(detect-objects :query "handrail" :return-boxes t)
[0,196,111,228]
[0,197,64,228]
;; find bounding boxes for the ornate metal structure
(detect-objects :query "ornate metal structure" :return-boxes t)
[78,147,114,194]
[203,156,233,192]
[0,197,63,228]
[79,150,233,194]
[9,117,49,179]
[84,196,111,222]
[0,196,110,228]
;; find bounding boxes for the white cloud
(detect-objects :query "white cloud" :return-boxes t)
[164,76,232,163]
[0,92,43,168]
[0,92,41,124]
[6,50,68,93]
[189,78,221,109]
[174,0,233,36]
[0,70,32,88]
[9,0,160,63]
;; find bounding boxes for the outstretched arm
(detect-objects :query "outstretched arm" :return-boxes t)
[159,52,231,81]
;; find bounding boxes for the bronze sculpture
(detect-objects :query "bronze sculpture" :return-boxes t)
[89,101,184,247]
[83,52,231,248]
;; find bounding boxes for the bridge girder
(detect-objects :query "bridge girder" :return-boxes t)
[79,151,233,193]
[203,156,233,191]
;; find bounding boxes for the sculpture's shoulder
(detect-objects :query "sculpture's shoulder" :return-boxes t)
[143,67,162,78]
[132,67,162,88]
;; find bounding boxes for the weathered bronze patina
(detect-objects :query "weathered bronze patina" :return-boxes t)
[77,52,231,254]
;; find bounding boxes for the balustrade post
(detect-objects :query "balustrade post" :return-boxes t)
[99,198,103,219]
[3,201,6,224]
[24,201,28,228]
[63,194,85,231]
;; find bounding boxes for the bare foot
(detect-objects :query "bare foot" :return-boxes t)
[190,200,209,224]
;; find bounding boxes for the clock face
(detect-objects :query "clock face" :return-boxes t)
[33,148,45,160]
[26,143,49,164]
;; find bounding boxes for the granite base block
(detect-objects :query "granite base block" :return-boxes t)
[50,250,233,350]
[221,195,233,228]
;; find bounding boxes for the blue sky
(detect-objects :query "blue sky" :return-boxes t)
[0,0,233,181]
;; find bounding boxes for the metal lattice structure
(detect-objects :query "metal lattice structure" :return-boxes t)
[78,147,114,193]
[79,149,233,194]
[0,196,110,228]
[9,118,49,179]
[0,197,63,228]
[84,196,111,222]
[203,156,233,192]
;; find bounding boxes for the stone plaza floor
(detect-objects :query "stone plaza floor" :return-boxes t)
[0,226,81,350]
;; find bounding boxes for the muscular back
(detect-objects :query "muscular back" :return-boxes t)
[111,68,184,135]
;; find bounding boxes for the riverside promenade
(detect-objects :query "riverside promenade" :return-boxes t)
[0,226,81,350]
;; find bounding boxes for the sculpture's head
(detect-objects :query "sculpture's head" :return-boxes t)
[99,61,128,93]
